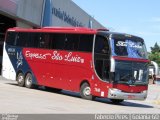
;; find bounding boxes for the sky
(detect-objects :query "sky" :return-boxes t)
[72,0,160,52]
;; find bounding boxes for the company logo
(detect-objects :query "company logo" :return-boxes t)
[25,50,85,64]
[8,48,16,56]
[116,41,142,48]
[17,52,23,68]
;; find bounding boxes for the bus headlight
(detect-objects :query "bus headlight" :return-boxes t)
[141,90,147,94]
[110,88,122,92]
[109,88,122,97]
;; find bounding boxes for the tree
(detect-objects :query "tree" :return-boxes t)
[150,42,160,53]
[148,43,160,66]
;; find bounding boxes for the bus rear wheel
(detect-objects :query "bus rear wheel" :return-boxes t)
[17,72,25,87]
[25,73,34,88]
[80,82,93,100]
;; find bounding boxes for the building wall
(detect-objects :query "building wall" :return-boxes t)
[16,21,32,28]
[17,0,44,26]
[50,0,104,28]
[0,0,104,29]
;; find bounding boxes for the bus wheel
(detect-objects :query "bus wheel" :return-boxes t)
[110,99,124,104]
[17,72,25,87]
[80,82,93,100]
[25,73,34,88]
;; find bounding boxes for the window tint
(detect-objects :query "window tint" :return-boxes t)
[39,33,52,49]
[51,33,65,50]
[95,36,109,54]
[6,32,17,45]
[6,32,94,52]
[64,34,79,51]
[78,35,93,52]
[50,33,93,52]
[94,35,110,81]
[28,33,40,48]
[15,32,29,47]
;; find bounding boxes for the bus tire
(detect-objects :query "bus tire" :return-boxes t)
[25,73,34,88]
[110,99,124,104]
[80,82,93,100]
[17,72,25,87]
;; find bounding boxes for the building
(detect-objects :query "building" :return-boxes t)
[0,0,104,33]
[0,0,105,72]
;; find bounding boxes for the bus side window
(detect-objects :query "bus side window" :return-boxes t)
[39,34,45,48]
[51,33,65,50]
[29,33,40,48]
[78,35,93,52]
[95,36,109,55]
[6,32,17,46]
[15,33,28,47]
[39,33,51,49]
[64,34,79,51]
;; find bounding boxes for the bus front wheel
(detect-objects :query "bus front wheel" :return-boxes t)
[17,72,25,87]
[80,82,93,100]
[25,73,34,88]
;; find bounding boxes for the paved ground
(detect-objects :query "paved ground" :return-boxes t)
[0,76,160,114]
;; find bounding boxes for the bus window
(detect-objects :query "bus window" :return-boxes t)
[15,33,29,47]
[39,34,45,48]
[95,60,103,79]
[94,35,110,81]
[95,59,110,81]
[29,33,40,48]
[51,33,65,50]
[78,35,93,52]
[6,32,17,46]
[64,34,79,51]
[95,36,109,54]
[39,33,52,49]
[114,39,128,56]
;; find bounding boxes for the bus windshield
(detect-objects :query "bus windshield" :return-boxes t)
[110,36,148,59]
[114,60,149,85]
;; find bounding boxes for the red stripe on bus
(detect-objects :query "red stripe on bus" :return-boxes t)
[113,56,150,63]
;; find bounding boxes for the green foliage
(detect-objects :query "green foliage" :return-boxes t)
[150,42,160,53]
[148,42,160,66]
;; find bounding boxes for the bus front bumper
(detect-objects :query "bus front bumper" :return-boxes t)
[108,88,147,100]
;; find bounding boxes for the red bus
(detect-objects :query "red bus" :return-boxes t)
[2,27,149,103]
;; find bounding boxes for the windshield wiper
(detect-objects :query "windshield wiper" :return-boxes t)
[120,74,137,85]
[120,74,131,80]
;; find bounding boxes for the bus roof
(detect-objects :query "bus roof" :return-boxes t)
[7,27,98,34]
[7,27,143,40]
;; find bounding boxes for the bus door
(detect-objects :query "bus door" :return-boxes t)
[93,35,111,97]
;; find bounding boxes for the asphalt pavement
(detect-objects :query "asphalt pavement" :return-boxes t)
[0,76,160,114]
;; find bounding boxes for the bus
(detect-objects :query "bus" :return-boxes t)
[2,27,149,103]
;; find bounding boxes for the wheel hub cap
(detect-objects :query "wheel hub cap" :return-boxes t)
[18,76,23,83]
[84,87,91,96]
